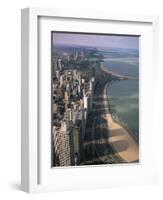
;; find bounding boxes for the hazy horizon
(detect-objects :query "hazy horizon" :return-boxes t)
[52,32,139,50]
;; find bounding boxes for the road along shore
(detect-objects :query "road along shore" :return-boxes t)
[102,74,139,163]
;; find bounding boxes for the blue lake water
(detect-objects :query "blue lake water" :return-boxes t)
[100,48,139,136]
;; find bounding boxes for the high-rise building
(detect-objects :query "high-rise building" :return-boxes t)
[56,70,60,79]
[59,75,63,86]
[72,120,82,165]
[58,59,62,71]
[66,108,72,121]
[53,103,57,114]
[78,74,81,85]
[64,91,69,101]
[83,94,88,110]
[53,121,72,166]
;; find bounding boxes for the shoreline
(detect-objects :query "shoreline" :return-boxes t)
[111,113,139,144]
[102,65,139,163]
[101,63,139,143]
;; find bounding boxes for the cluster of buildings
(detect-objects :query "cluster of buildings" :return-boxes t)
[52,57,95,166]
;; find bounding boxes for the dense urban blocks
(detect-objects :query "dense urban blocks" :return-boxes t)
[52,58,95,166]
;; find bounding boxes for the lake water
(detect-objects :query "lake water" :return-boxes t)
[100,47,139,137]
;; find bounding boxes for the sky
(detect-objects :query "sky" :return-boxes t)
[52,32,139,49]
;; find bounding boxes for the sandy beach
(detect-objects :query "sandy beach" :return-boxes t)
[102,65,139,163]
[105,113,139,162]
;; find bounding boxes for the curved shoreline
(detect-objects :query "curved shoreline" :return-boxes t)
[102,74,139,163]
[111,113,139,144]
[100,62,139,141]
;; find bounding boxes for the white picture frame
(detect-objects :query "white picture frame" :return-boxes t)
[21,7,159,193]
